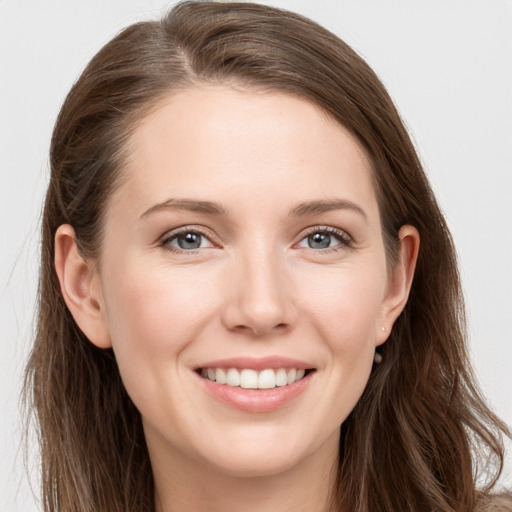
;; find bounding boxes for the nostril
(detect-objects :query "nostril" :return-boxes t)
[230,322,289,336]
[233,324,252,332]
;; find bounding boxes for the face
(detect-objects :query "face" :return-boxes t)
[89,87,407,478]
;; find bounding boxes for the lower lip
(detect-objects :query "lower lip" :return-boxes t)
[198,372,313,413]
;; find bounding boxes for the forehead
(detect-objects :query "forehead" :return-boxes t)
[113,86,378,219]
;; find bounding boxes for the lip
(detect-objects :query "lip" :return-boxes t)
[195,356,313,371]
[195,356,315,413]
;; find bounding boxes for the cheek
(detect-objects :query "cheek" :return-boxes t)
[100,261,222,425]
[308,269,384,419]
[100,261,219,380]
[297,264,386,353]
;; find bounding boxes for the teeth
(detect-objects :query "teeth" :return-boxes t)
[201,367,308,389]
[215,368,227,384]
[286,368,296,385]
[275,368,288,387]
[240,369,258,389]
[258,369,275,389]
[226,368,241,387]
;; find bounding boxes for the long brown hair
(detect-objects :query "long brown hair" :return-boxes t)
[24,2,511,511]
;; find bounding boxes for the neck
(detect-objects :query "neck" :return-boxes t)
[148,429,340,512]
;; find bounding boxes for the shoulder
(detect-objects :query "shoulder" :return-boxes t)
[475,493,512,512]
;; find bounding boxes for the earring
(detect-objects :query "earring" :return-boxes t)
[374,352,383,364]
[381,326,385,332]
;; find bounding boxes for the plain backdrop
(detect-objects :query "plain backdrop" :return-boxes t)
[1,0,511,509]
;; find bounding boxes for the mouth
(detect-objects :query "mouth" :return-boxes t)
[197,367,314,390]
[194,357,316,412]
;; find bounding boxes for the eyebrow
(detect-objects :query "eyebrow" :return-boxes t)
[140,197,368,222]
[140,198,228,219]
[290,199,368,222]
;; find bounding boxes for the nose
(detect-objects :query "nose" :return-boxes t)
[221,247,297,337]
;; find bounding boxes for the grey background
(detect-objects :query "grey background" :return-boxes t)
[1,0,511,509]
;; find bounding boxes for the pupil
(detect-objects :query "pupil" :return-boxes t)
[309,232,331,249]
[178,232,201,249]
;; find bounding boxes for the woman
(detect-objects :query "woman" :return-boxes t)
[24,1,511,511]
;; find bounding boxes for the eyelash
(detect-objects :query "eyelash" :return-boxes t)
[159,225,353,254]
[297,226,353,253]
[160,226,216,254]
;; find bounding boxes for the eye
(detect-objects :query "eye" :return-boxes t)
[297,227,351,250]
[162,229,214,252]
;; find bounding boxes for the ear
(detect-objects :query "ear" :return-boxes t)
[376,224,420,346]
[54,224,111,349]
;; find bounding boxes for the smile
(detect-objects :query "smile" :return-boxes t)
[195,357,315,412]
[199,367,308,389]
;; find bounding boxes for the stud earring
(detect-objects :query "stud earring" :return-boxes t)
[374,352,383,364]
[381,326,386,332]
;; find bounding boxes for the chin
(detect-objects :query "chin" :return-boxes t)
[206,447,309,479]
[195,424,337,479]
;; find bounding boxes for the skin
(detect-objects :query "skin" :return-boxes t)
[55,87,419,511]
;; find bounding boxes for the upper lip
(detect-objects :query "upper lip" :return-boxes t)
[195,356,313,371]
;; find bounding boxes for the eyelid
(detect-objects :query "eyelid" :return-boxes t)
[158,224,353,253]
[295,225,353,250]
[160,225,219,252]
